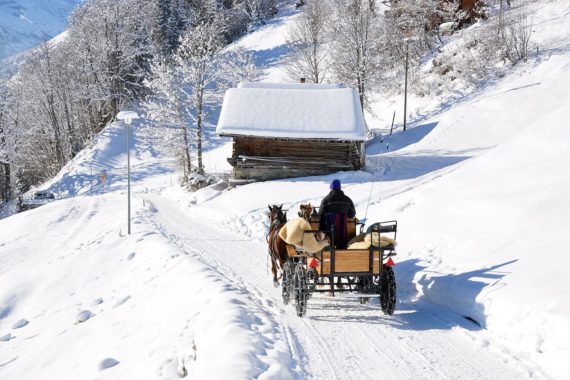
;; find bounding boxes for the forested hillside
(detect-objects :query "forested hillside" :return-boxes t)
[1,0,538,204]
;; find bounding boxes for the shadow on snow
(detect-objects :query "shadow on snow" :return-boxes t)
[367,122,439,154]
[307,258,517,332]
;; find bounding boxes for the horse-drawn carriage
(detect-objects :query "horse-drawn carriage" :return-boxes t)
[267,204,397,318]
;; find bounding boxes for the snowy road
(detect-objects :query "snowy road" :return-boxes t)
[142,194,545,380]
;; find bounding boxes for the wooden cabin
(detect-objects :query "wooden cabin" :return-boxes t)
[216,82,367,182]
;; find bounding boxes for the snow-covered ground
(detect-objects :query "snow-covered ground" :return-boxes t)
[2,1,570,379]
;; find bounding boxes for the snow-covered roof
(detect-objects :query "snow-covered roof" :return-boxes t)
[216,83,367,141]
[238,82,345,90]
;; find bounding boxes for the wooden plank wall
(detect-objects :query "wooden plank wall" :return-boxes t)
[229,137,363,181]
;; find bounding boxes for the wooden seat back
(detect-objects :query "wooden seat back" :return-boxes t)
[320,249,381,275]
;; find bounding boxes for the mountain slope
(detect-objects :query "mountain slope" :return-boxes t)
[0,0,81,59]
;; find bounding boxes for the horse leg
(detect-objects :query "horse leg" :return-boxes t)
[272,261,280,287]
[269,250,280,287]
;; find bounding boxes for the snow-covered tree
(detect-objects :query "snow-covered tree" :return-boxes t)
[176,19,226,175]
[0,83,13,201]
[235,0,277,24]
[143,22,257,184]
[142,59,195,183]
[148,0,192,57]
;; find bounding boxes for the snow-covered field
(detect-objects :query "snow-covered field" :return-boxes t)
[2,1,570,379]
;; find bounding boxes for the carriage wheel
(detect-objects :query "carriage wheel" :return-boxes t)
[356,276,373,304]
[380,265,397,315]
[282,261,294,305]
[307,267,318,297]
[293,264,309,317]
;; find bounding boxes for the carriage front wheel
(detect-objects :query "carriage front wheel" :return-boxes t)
[282,261,294,305]
[293,263,309,317]
[380,265,396,315]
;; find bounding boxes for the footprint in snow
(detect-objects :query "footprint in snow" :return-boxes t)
[0,333,14,342]
[127,252,136,260]
[113,296,131,308]
[11,319,29,329]
[98,358,119,371]
[91,298,104,306]
[75,310,93,323]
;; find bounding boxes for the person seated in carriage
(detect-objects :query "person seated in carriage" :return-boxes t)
[318,179,356,249]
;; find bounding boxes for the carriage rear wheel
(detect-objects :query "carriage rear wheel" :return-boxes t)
[380,265,396,315]
[282,261,294,305]
[293,264,309,317]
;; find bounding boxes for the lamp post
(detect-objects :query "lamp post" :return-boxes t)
[403,40,409,132]
[116,111,139,235]
[400,13,414,133]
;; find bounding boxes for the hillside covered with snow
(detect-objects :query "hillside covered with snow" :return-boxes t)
[0,0,81,59]
[1,1,570,379]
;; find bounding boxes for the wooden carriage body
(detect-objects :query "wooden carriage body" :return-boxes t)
[286,217,397,297]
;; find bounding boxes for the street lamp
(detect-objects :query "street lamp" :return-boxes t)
[403,41,409,132]
[116,110,139,235]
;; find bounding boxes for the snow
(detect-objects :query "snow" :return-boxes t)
[116,111,140,123]
[238,82,344,89]
[2,1,570,379]
[217,86,367,140]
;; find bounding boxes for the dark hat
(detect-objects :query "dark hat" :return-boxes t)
[330,179,341,190]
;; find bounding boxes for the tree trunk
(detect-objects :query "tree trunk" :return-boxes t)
[196,89,204,175]
[1,162,10,200]
[174,86,191,181]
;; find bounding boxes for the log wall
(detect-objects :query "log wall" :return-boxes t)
[227,137,364,181]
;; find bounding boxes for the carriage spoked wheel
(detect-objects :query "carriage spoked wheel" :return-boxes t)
[306,267,318,296]
[293,263,309,317]
[355,276,377,305]
[379,265,396,315]
[282,261,295,306]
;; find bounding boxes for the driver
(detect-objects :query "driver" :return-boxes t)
[319,179,356,219]
[318,179,356,248]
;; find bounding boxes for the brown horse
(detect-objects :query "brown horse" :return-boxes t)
[267,204,289,287]
[298,203,314,220]
[298,203,328,244]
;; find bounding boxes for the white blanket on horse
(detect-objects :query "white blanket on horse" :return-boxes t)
[278,218,329,254]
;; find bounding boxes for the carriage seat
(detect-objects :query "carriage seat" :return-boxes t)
[346,233,398,250]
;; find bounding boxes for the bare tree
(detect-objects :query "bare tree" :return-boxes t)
[285,0,331,83]
[330,0,384,110]
[500,0,533,64]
